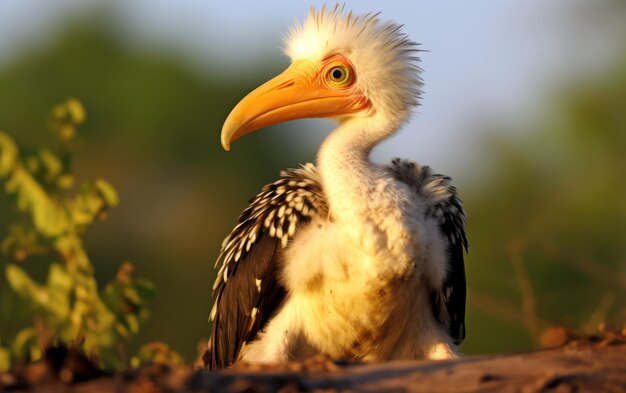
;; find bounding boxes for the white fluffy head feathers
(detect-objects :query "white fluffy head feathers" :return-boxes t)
[284,5,423,122]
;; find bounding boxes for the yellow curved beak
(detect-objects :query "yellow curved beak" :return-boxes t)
[221,61,369,151]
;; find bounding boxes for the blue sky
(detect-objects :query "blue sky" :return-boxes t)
[0,0,622,176]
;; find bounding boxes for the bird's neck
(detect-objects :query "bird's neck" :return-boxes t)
[317,116,399,220]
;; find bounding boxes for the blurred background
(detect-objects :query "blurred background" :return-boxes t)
[0,0,624,361]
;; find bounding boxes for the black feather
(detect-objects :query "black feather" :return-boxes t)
[206,164,325,369]
[388,159,468,345]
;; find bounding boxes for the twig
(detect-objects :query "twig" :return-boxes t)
[507,239,542,346]
[467,289,548,327]
[584,292,616,333]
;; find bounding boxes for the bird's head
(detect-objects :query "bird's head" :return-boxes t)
[221,5,422,151]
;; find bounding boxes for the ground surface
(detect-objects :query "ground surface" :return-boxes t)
[2,330,625,392]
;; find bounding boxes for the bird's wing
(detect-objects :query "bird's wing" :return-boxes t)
[388,159,468,345]
[205,163,326,369]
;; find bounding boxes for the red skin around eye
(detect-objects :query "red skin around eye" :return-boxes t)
[319,54,356,88]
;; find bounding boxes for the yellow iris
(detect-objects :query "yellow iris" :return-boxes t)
[327,65,351,86]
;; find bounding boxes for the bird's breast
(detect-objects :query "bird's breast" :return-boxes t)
[276,176,449,359]
[279,213,422,344]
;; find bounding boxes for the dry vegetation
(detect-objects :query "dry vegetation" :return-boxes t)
[1,326,624,392]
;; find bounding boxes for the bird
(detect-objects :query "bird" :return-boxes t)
[205,5,468,370]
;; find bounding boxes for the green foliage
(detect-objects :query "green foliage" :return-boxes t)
[0,346,8,372]
[0,17,302,361]
[461,54,626,353]
[0,99,168,370]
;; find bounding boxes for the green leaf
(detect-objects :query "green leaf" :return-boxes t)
[6,264,73,319]
[12,328,40,362]
[134,278,156,301]
[45,264,72,319]
[5,264,46,304]
[49,99,85,142]
[0,346,10,372]
[5,167,70,236]
[95,179,119,208]
[0,225,48,261]
[57,174,74,189]
[47,264,73,294]
[65,98,86,125]
[122,287,142,306]
[126,314,139,335]
[39,148,62,183]
[0,132,18,178]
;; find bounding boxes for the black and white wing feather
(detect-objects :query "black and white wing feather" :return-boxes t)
[388,159,468,345]
[205,164,326,369]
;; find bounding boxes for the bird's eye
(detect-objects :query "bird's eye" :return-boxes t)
[327,65,351,86]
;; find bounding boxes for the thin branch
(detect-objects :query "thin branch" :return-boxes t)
[507,239,542,346]
[468,289,548,327]
[584,292,616,333]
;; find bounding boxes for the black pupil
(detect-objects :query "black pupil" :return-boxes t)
[332,68,344,80]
